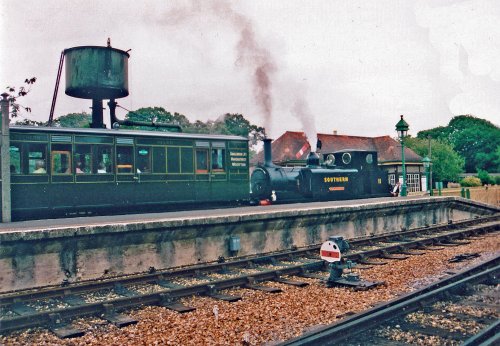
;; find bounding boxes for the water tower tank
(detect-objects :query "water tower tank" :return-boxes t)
[64,46,129,99]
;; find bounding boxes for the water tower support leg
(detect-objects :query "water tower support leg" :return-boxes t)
[91,99,104,128]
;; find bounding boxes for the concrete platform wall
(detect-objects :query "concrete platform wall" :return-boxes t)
[0,197,497,292]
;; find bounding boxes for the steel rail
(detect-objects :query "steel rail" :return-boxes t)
[1,215,497,305]
[0,261,323,333]
[461,320,500,346]
[347,222,499,262]
[0,216,498,335]
[278,255,500,345]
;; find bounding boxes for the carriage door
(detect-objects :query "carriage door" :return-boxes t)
[194,141,227,201]
[50,140,73,209]
[135,146,152,205]
[209,142,227,201]
[195,141,210,201]
[116,143,136,207]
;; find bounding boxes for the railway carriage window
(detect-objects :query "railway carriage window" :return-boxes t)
[95,145,113,174]
[211,148,225,172]
[28,143,47,174]
[9,144,21,174]
[51,144,72,175]
[152,147,166,173]
[167,147,180,173]
[136,147,151,173]
[366,154,373,164]
[181,147,194,173]
[342,153,352,165]
[195,149,208,173]
[75,145,91,174]
[116,146,133,174]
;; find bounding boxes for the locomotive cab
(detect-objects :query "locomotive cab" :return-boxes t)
[322,150,389,197]
[322,150,378,171]
[298,149,391,200]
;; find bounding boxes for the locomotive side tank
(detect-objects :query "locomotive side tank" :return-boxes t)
[250,139,390,203]
[251,139,303,201]
[297,167,360,200]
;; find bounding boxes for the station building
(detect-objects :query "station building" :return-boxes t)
[252,131,426,193]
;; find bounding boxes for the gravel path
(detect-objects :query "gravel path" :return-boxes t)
[1,235,498,346]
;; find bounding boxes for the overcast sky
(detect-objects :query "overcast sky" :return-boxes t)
[1,0,499,144]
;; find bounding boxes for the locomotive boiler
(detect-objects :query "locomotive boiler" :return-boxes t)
[250,138,391,203]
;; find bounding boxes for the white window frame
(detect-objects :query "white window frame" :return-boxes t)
[406,173,421,193]
[388,174,396,186]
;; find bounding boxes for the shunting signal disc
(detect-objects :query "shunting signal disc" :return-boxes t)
[320,241,342,263]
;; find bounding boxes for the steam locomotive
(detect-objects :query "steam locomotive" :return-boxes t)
[250,138,391,203]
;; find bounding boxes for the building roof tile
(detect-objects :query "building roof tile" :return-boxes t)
[252,131,422,165]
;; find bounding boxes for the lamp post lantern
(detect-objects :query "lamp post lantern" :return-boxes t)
[422,156,432,196]
[396,115,409,197]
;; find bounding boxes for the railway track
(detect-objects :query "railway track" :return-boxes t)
[0,214,498,338]
[279,254,499,346]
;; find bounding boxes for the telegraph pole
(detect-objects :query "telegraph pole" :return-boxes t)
[1,93,11,222]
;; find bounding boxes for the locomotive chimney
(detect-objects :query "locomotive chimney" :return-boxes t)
[307,151,320,167]
[263,138,273,167]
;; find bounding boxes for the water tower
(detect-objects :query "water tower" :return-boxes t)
[62,43,130,128]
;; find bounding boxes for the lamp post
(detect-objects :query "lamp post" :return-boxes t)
[427,135,433,196]
[396,115,409,197]
[422,156,432,196]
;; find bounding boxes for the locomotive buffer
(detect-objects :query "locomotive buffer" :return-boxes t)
[320,236,383,290]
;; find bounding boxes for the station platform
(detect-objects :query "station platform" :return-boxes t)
[0,196,498,292]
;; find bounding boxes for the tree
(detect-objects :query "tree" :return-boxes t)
[13,102,266,151]
[14,112,91,128]
[418,115,500,172]
[5,77,37,118]
[477,170,495,185]
[405,137,464,182]
[125,110,266,143]
[188,120,211,134]
[53,112,91,128]
[451,127,499,172]
[214,113,265,146]
[14,118,46,126]
[124,107,190,131]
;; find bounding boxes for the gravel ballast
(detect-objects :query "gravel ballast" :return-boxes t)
[1,235,498,345]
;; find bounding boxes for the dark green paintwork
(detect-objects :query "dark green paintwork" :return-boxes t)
[5,127,249,220]
[64,46,129,100]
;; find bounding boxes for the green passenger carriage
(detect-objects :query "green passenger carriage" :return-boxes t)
[5,126,249,220]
